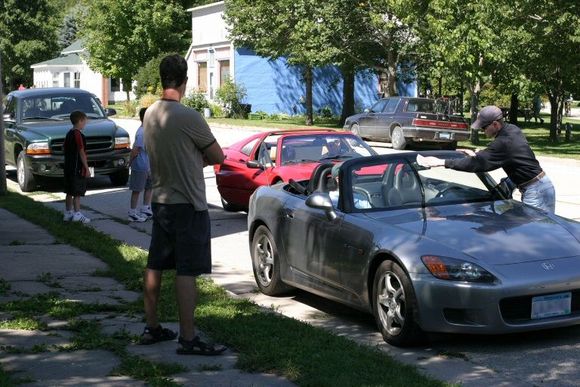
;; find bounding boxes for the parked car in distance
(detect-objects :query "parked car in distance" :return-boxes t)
[248,151,580,346]
[343,97,469,150]
[214,129,377,211]
[2,88,131,191]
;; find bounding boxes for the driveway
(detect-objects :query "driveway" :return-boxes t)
[5,118,580,386]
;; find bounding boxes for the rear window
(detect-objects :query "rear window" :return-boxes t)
[406,99,435,113]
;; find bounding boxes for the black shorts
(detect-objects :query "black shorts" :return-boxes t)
[64,175,87,196]
[147,203,211,276]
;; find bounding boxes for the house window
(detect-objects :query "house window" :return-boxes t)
[74,72,80,88]
[198,62,207,92]
[52,73,59,87]
[63,72,71,87]
[111,78,121,92]
[220,60,230,86]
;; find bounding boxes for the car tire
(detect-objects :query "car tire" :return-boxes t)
[251,225,292,296]
[372,260,425,347]
[16,151,37,192]
[109,168,129,186]
[220,196,242,212]
[442,141,457,150]
[390,126,407,150]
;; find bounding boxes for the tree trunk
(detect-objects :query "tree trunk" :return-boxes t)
[469,81,481,145]
[123,78,131,102]
[339,67,355,127]
[0,53,7,195]
[548,93,559,143]
[509,94,519,124]
[304,67,313,126]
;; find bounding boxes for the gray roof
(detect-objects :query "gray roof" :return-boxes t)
[31,53,83,68]
[61,40,84,55]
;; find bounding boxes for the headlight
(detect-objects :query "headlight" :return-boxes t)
[114,137,130,149]
[26,142,50,155]
[421,255,497,283]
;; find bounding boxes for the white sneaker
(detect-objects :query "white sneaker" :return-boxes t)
[72,212,91,223]
[128,211,147,222]
[140,206,153,218]
[63,211,74,222]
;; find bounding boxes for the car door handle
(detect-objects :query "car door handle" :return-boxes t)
[283,209,294,219]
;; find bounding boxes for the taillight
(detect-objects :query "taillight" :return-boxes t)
[412,118,468,130]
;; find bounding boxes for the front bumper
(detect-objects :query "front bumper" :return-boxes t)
[411,259,580,335]
[27,150,130,177]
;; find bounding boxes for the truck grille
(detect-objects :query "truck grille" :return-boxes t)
[51,136,113,155]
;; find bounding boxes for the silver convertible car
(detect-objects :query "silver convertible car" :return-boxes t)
[247,151,580,347]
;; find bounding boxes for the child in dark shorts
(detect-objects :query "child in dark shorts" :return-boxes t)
[63,110,91,223]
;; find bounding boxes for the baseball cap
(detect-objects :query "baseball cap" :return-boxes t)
[471,105,504,129]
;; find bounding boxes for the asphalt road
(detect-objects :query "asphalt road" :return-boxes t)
[6,118,580,386]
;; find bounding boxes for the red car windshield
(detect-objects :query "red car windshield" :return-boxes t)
[280,134,375,165]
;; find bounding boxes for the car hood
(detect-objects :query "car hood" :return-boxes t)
[364,200,580,264]
[19,119,126,140]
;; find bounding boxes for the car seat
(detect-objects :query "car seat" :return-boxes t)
[306,162,334,194]
[387,166,421,206]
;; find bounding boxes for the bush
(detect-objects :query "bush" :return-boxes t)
[318,106,333,118]
[122,100,138,118]
[133,53,173,99]
[139,93,159,108]
[182,91,210,112]
[209,103,224,118]
[215,78,247,118]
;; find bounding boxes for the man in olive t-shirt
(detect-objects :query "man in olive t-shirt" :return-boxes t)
[140,54,226,356]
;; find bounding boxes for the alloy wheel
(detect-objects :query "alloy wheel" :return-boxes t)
[376,271,406,336]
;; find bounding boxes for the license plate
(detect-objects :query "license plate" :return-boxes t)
[531,292,572,319]
[439,132,451,140]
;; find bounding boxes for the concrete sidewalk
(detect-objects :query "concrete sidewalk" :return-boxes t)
[0,208,294,387]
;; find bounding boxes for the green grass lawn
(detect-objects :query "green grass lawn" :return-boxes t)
[0,191,446,387]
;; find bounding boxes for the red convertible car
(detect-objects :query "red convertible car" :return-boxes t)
[214,130,377,211]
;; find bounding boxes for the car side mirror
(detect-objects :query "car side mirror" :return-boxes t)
[246,160,264,170]
[306,192,337,220]
[106,108,117,116]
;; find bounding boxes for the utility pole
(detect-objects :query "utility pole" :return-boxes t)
[0,52,7,195]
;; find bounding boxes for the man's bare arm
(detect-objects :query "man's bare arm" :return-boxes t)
[203,141,225,165]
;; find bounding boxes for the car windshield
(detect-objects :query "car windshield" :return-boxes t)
[21,94,106,120]
[342,155,498,211]
[280,134,376,165]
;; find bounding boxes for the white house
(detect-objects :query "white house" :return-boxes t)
[185,1,380,115]
[31,41,135,105]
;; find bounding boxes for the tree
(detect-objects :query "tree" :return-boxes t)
[80,0,190,101]
[58,4,87,49]
[225,0,340,125]
[513,0,580,142]
[0,0,60,89]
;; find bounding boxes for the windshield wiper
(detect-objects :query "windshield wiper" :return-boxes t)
[22,116,53,120]
[319,154,355,161]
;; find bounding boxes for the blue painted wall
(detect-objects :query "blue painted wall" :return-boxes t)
[234,48,379,115]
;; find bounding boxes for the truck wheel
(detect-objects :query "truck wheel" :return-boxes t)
[391,126,407,150]
[16,152,37,192]
[109,169,129,186]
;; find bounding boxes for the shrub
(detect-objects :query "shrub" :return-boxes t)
[133,53,172,99]
[182,91,210,112]
[255,111,268,119]
[122,100,138,118]
[318,106,333,118]
[139,93,159,108]
[215,78,247,118]
[209,103,224,118]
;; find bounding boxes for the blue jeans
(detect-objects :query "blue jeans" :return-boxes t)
[520,175,556,213]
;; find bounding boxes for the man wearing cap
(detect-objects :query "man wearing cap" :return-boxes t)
[417,105,555,213]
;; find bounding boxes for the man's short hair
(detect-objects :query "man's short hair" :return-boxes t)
[159,54,188,89]
[70,110,87,125]
[139,107,147,122]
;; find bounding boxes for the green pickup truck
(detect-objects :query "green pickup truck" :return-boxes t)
[2,88,131,192]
